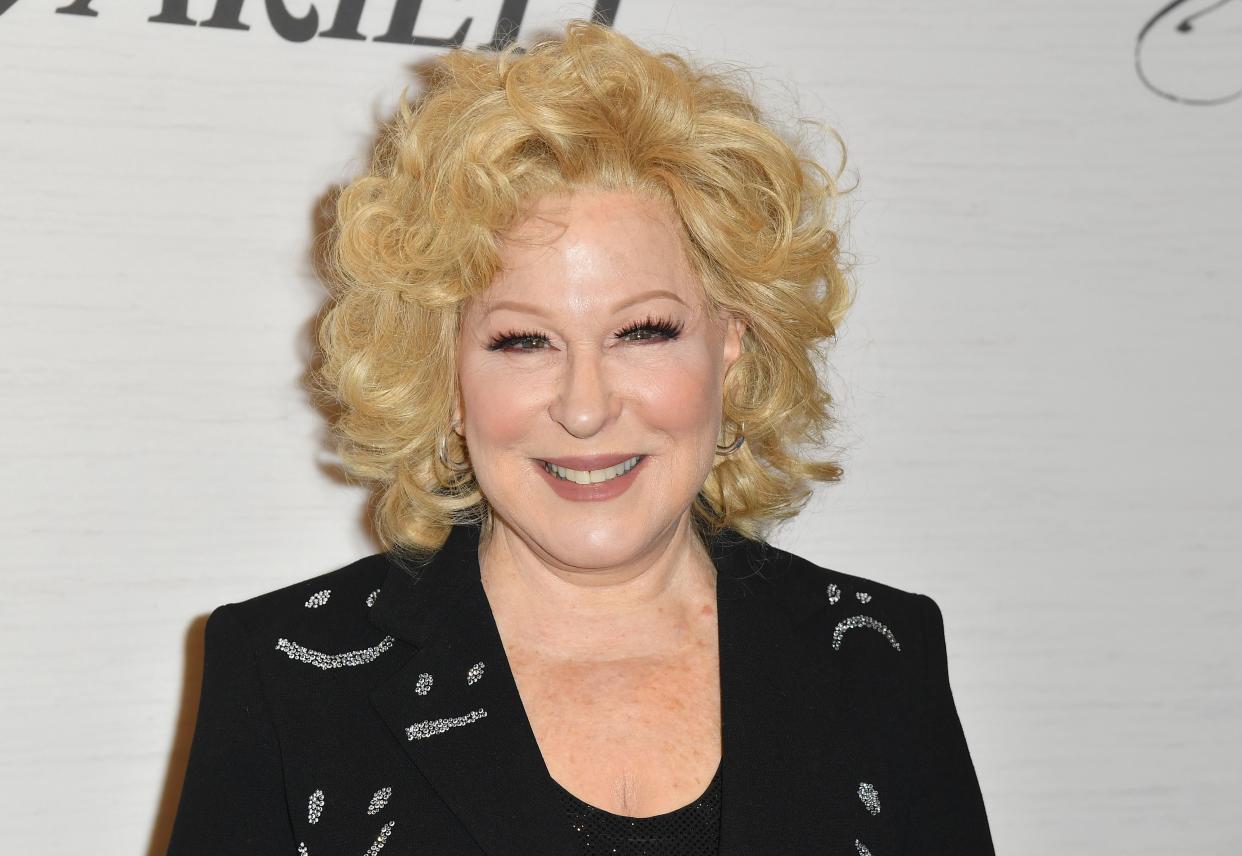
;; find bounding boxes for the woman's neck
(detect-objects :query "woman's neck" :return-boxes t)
[477,517,718,662]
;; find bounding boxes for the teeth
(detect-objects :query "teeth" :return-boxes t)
[544,455,642,484]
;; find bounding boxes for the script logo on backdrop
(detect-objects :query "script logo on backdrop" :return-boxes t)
[1135,0,1241,105]
[1,0,621,51]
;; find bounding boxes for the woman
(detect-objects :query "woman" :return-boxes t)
[167,19,995,856]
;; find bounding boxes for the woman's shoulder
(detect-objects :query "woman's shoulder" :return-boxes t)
[203,551,395,653]
[740,537,945,661]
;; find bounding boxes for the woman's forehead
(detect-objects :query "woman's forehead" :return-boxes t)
[476,190,706,317]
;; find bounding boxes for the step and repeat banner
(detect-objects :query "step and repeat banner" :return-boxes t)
[2,1,1239,853]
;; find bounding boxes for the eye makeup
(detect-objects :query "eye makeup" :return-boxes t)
[485,314,685,352]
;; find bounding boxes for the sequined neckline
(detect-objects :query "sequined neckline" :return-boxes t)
[551,758,724,822]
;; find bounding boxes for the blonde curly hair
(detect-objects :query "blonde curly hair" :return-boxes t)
[312,18,858,559]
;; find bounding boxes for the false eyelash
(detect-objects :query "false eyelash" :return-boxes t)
[486,328,546,351]
[615,315,684,341]
[485,315,684,351]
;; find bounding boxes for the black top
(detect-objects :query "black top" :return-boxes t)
[554,759,723,855]
[167,522,996,855]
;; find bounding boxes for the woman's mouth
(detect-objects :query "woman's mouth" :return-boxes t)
[533,454,648,501]
[540,454,645,484]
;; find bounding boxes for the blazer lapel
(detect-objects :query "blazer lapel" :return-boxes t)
[368,523,861,854]
[368,523,580,855]
[709,532,864,853]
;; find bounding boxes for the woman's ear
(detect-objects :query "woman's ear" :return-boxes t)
[451,391,465,436]
[722,313,748,372]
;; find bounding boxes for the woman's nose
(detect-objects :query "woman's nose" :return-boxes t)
[548,348,618,438]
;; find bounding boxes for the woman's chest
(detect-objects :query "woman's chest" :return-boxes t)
[506,641,722,818]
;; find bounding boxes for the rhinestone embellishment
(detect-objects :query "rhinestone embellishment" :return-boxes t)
[466,661,485,684]
[832,615,902,652]
[298,843,309,856]
[304,589,331,608]
[414,673,433,695]
[858,781,881,815]
[308,789,324,824]
[827,583,841,605]
[856,591,872,603]
[855,841,873,856]
[364,821,395,855]
[366,588,380,607]
[275,635,396,669]
[406,709,488,740]
[367,786,392,815]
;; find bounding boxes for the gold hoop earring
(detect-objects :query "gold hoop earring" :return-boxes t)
[437,428,472,473]
[715,420,746,456]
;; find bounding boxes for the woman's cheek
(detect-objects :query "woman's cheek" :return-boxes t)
[464,369,542,447]
[636,352,719,434]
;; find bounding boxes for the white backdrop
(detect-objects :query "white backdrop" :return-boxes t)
[2,1,1240,853]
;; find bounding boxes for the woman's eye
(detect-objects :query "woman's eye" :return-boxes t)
[616,318,684,342]
[508,336,547,350]
[487,333,548,351]
[487,317,683,351]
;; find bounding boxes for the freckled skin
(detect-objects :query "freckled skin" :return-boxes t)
[506,634,721,816]
[454,188,745,817]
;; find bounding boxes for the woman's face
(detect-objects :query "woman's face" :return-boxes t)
[455,187,746,569]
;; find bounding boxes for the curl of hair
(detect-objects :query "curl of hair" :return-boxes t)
[312,18,858,561]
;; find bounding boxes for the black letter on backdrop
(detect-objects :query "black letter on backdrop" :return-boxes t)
[591,0,620,27]
[319,0,365,41]
[374,0,470,47]
[148,0,195,25]
[267,0,317,42]
[149,0,249,30]
[201,0,248,30]
[479,0,527,52]
[55,0,98,15]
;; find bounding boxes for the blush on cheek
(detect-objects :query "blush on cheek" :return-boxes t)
[459,364,544,461]
[458,378,538,515]
[643,358,721,446]
[469,390,529,447]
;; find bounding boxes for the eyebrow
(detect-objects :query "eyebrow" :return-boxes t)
[480,288,689,318]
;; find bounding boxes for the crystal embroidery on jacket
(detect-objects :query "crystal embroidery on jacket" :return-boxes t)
[406,709,488,740]
[304,790,393,852]
[856,591,872,604]
[304,589,332,608]
[364,821,395,855]
[857,782,881,815]
[827,583,841,605]
[414,672,433,695]
[466,661,485,685]
[367,787,392,815]
[832,615,902,651]
[275,635,396,669]
[366,588,380,607]
[854,841,873,856]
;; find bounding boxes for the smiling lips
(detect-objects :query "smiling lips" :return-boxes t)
[534,453,648,499]
[541,454,644,484]
[541,453,643,470]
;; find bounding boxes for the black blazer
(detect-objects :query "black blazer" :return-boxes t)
[167,523,996,855]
